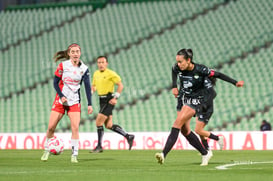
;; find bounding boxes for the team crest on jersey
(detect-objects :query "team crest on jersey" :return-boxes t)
[58,70,63,75]
[194,74,199,79]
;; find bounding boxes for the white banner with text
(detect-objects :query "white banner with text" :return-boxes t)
[0,131,272,150]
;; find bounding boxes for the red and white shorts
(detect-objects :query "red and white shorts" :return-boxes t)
[51,96,81,114]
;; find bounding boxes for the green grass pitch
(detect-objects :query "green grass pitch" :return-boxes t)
[0,150,272,181]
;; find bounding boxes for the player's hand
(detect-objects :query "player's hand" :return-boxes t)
[236,81,244,87]
[87,106,93,114]
[172,88,179,98]
[61,96,67,103]
[109,98,117,105]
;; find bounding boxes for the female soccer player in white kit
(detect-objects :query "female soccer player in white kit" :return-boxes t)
[41,43,93,163]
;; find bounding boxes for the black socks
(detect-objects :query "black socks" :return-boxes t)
[111,124,127,137]
[97,126,104,147]
[97,124,128,148]
[201,139,209,150]
[162,127,180,157]
[185,131,208,155]
[209,133,219,141]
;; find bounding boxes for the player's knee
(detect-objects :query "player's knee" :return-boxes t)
[70,124,79,133]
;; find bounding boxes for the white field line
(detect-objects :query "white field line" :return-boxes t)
[215,161,273,170]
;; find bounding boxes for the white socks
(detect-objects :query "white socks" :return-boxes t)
[71,139,79,156]
[44,138,49,152]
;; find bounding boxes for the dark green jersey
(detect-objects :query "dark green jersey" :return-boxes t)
[172,62,237,100]
[172,63,212,98]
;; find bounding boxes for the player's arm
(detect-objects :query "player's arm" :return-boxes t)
[114,81,123,98]
[53,62,67,103]
[82,69,92,106]
[209,70,244,87]
[53,76,65,98]
[82,69,93,114]
[171,64,179,98]
[109,81,123,105]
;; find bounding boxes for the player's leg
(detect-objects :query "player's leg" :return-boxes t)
[68,110,81,163]
[181,119,212,166]
[41,110,64,161]
[105,116,135,150]
[156,105,195,164]
[90,113,108,153]
[195,119,223,149]
[181,120,208,156]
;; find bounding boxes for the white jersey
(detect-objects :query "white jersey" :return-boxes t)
[55,60,89,106]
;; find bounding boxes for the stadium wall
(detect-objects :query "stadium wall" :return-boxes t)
[1,132,273,150]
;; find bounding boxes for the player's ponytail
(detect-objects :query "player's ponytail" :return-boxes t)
[177,48,194,62]
[53,50,69,62]
[186,49,193,60]
[53,43,81,62]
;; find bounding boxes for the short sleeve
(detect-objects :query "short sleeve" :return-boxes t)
[54,62,63,78]
[111,71,121,84]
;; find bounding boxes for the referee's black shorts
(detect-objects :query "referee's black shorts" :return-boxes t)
[99,93,115,116]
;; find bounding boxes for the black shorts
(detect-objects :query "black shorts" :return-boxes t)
[195,99,213,124]
[99,93,115,116]
[182,96,214,124]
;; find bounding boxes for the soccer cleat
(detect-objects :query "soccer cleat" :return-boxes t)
[89,146,103,153]
[127,134,135,150]
[155,152,165,165]
[200,150,213,166]
[41,151,50,161]
[71,155,78,163]
[218,136,224,150]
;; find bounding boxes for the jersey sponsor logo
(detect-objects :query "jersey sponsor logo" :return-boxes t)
[183,97,201,105]
[63,77,80,85]
[191,98,200,105]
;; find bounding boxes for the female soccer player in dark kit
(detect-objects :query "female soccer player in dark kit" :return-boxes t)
[155,49,244,166]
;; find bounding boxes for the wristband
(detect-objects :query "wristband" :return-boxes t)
[114,92,120,99]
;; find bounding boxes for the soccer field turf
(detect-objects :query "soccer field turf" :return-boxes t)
[0,150,272,181]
